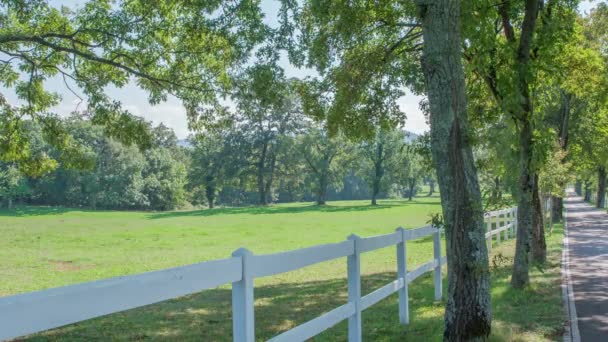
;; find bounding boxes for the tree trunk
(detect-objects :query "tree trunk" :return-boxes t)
[264,150,277,205]
[257,141,269,206]
[372,166,381,206]
[551,90,568,222]
[372,159,384,205]
[7,197,13,209]
[551,196,563,222]
[428,179,435,196]
[408,181,414,201]
[512,120,534,288]
[264,182,273,205]
[597,167,606,208]
[575,180,582,196]
[492,177,501,201]
[584,180,591,202]
[418,2,491,340]
[531,174,546,264]
[205,175,216,209]
[317,173,328,205]
[511,0,540,289]
[372,143,383,206]
[258,187,267,205]
[206,189,215,209]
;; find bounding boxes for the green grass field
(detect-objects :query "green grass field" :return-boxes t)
[1,196,565,341]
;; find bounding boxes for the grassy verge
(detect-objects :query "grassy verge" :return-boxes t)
[2,200,565,341]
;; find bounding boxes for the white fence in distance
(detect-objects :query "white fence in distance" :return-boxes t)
[484,206,518,254]
[0,208,518,342]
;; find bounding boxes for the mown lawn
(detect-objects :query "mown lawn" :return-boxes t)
[1,196,565,341]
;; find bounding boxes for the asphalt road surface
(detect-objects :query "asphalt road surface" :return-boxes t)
[565,195,608,341]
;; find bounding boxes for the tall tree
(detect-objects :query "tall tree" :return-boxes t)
[279,0,492,338]
[299,126,352,205]
[233,65,302,205]
[418,1,491,339]
[396,144,424,201]
[463,0,577,286]
[358,129,404,205]
[189,123,249,209]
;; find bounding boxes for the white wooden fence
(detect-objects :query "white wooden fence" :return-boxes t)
[484,206,518,254]
[0,208,518,342]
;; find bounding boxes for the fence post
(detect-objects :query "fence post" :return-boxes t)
[513,209,517,238]
[510,209,514,239]
[347,234,362,342]
[232,248,255,342]
[503,212,509,241]
[512,209,516,238]
[496,213,501,245]
[395,227,409,325]
[486,214,492,254]
[433,229,443,301]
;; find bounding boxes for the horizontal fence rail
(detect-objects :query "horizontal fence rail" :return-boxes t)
[0,207,517,342]
[484,206,518,254]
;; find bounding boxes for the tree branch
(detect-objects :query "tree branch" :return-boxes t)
[0,34,211,94]
[498,1,516,42]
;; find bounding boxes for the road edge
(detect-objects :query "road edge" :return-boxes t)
[562,199,580,342]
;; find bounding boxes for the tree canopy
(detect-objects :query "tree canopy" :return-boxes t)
[0,0,266,172]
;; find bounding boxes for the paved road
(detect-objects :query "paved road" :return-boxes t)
[565,195,608,341]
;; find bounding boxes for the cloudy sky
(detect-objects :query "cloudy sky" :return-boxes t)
[2,0,605,138]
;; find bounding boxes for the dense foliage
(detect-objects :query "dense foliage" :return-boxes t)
[0,120,189,210]
[0,116,433,210]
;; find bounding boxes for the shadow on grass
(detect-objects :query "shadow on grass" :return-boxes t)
[24,252,564,342]
[0,206,149,217]
[148,200,436,220]
[0,206,80,217]
[0,198,440,219]
[24,272,441,342]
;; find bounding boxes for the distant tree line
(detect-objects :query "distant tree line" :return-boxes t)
[0,117,435,211]
[0,120,188,211]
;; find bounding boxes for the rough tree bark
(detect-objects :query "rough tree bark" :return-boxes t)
[512,120,535,288]
[531,174,547,263]
[510,0,540,289]
[417,1,491,340]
